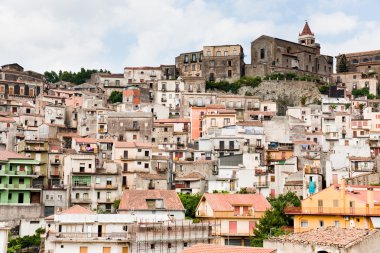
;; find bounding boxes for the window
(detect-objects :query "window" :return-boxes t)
[191,64,195,71]
[145,150,149,156]
[333,199,339,208]
[210,60,215,67]
[216,51,221,56]
[301,220,308,227]
[334,220,340,227]
[211,118,216,126]
[227,60,232,66]
[83,193,89,199]
[151,244,155,249]
[9,86,14,95]
[228,70,232,77]
[319,220,324,227]
[260,48,265,59]
[58,195,62,201]
[106,177,112,186]
[97,192,100,199]
[184,55,189,63]
[144,163,149,169]
[191,54,196,62]
[106,192,111,200]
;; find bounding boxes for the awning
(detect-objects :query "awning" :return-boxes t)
[370,217,380,228]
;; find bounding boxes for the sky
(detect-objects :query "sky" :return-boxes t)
[1,0,380,73]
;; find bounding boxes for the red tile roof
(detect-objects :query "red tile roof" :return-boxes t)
[0,151,29,161]
[61,205,95,214]
[299,21,314,36]
[114,142,152,148]
[181,244,275,253]
[0,116,15,123]
[155,118,190,124]
[119,190,185,211]
[202,193,271,212]
[73,137,98,144]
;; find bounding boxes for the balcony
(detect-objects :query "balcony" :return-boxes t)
[50,159,61,165]
[0,183,7,189]
[23,146,48,152]
[71,198,92,204]
[8,183,32,189]
[214,146,239,151]
[285,206,380,217]
[125,126,140,131]
[94,184,118,190]
[97,198,114,204]
[98,128,107,133]
[120,155,150,161]
[254,182,269,188]
[49,232,130,242]
[72,184,91,189]
[50,170,61,177]
[175,183,191,189]
[79,146,98,154]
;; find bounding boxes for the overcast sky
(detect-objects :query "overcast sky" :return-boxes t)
[1,0,379,73]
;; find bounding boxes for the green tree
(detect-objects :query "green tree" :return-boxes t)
[8,228,45,253]
[44,68,110,84]
[113,199,120,209]
[337,54,349,73]
[300,96,307,106]
[178,193,202,219]
[250,192,300,247]
[108,91,123,103]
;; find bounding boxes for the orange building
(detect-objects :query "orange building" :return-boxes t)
[286,179,380,233]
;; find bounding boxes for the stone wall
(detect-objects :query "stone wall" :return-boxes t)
[239,80,321,108]
[0,205,42,222]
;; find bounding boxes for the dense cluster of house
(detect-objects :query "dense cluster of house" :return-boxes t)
[1,21,380,253]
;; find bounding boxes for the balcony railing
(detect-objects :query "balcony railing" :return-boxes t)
[125,126,140,131]
[285,206,380,216]
[71,198,92,203]
[50,170,61,177]
[253,182,269,188]
[120,155,150,161]
[94,185,118,190]
[50,232,130,241]
[214,147,239,151]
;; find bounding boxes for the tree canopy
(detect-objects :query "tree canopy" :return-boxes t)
[44,68,110,84]
[8,227,45,253]
[251,192,301,247]
[337,54,349,73]
[178,193,202,219]
[108,91,123,104]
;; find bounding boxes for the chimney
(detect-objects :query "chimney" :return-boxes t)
[367,187,374,209]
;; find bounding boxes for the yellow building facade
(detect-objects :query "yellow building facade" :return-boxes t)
[287,180,380,232]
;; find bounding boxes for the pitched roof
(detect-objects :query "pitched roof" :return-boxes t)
[299,21,314,36]
[154,118,190,124]
[202,193,271,212]
[268,227,378,248]
[60,205,95,214]
[344,50,380,58]
[175,172,204,181]
[119,190,184,211]
[114,142,152,148]
[181,244,275,253]
[73,137,97,144]
[137,173,166,180]
[0,151,29,161]
[0,116,15,123]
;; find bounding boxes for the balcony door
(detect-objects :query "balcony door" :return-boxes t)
[229,221,237,235]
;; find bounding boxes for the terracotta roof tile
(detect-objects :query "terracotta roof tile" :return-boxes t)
[61,205,95,214]
[119,189,184,211]
[202,193,271,212]
[0,151,29,161]
[299,21,314,36]
[73,137,98,144]
[114,142,152,148]
[270,227,378,248]
[181,244,275,253]
[154,118,190,124]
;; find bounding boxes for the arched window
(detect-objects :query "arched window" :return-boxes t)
[352,59,359,64]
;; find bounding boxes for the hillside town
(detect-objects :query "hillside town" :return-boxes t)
[1,21,380,253]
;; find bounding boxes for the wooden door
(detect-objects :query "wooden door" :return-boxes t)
[80,247,88,253]
[122,247,128,253]
[103,247,111,253]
